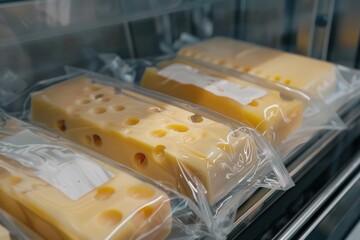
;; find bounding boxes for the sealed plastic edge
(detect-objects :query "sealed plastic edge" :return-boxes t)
[0,209,44,240]
[326,65,360,110]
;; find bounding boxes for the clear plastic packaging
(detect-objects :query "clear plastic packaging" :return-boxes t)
[139,56,345,155]
[0,209,44,240]
[3,70,294,238]
[178,36,360,111]
[0,113,213,240]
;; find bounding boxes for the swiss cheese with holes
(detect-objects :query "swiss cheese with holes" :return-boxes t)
[0,130,171,239]
[141,60,304,145]
[31,77,257,204]
[179,37,336,97]
[0,224,10,240]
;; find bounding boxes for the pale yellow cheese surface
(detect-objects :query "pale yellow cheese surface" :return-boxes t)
[179,37,336,97]
[0,128,171,240]
[141,60,304,145]
[31,77,257,204]
[0,224,10,240]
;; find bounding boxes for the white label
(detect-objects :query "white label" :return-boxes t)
[0,130,114,200]
[158,63,267,105]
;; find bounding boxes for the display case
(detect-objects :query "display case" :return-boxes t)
[0,0,359,239]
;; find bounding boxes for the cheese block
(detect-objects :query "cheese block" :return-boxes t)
[0,132,171,240]
[0,224,10,240]
[141,61,304,145]
[31,77,257,204]
[179,37,336,97]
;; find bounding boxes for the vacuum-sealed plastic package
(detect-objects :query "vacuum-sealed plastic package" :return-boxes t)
[178,37,360,110]
[140,57,345,154]
[6,70,294,237]
[0,113,212,240]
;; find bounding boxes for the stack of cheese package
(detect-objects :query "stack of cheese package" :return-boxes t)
[0,113,217,240]
[0,71,295,239]
[140,38,346,156]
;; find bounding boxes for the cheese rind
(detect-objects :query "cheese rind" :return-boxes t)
[179,37,336,97]
[0,126,171,240]
[31,77,258,204]
[0,224,10,240]
[141,61,304,145]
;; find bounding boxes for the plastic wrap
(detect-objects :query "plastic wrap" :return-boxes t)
[0,222,10,240]
[139,56,345,155]
[0,209,44,240]
[0,113,213,240]
[4,70,294,237]
[178,36,360,110]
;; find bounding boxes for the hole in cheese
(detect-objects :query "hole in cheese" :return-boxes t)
[78,98,91,104]
[92,107,107,114]
[190,114,203,123]
[166,124,189,132]
[94,93,105,99]
[284,79,292,85]
[98,210,123,227]
[150,130,167,138]
[112,105,125,111]
[56,120,66,132]
[134,153,148,169]
[95,186,115,200]
[125,118,139,126]
[216,143,233,153]
[248,100,259,107]
[126,185,155,199]
[274,76,281,81]
[243,66,251,72]
[153,145,166,163]
[136,206,154,220]
[8,176,22,185]
[93,134,102,147]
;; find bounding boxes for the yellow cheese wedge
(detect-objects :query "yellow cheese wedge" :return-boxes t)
[31,77,257,204]
[179,37,336,97]
[0,224,10,240]
[0,136,171,240]
[141,60,304,145]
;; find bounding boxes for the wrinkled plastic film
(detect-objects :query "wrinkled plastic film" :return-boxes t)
[139,56,345,157]
[0,209,44,240]
[7,70,294,237]
[178,36,360,111]
[0,113,212,240]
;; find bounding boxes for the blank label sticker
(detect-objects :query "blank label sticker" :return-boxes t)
[159,63,267,105]
[0,130,113,200]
